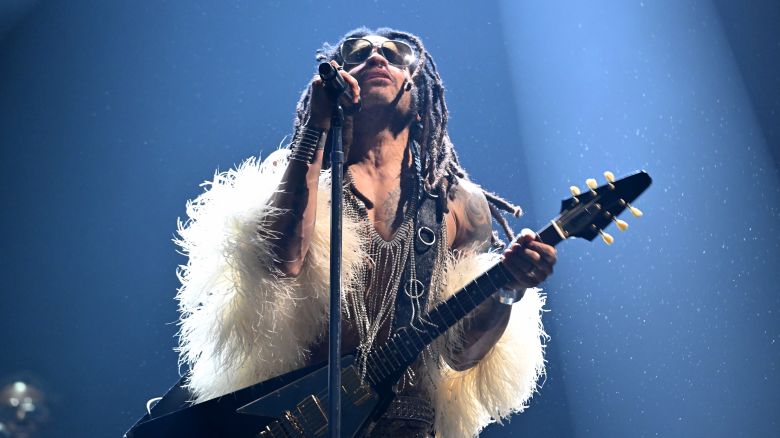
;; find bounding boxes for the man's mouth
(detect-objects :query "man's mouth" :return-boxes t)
[361,70,393,83]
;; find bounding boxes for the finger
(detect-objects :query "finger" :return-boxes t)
[520,228,539,242]
[524,246,553,272]
[329,61,358,94]
[527,240,557,265]
[519,228,537,239]
[505,243,544,277]
[522,247,542,264]
[340,70,361,103]
[512,246,552,281]
[502,254,535,286]
[510,228,537,249]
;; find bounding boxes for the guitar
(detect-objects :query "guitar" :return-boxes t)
[126,170,651,438]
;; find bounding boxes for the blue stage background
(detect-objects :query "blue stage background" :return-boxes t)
[0,1,778,436]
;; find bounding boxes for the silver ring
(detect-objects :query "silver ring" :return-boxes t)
[417,226,436,246]
[527,269,538,279]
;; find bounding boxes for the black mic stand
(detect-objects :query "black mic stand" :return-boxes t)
[327,98,345,438]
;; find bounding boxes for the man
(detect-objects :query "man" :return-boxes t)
[175,28,556,437]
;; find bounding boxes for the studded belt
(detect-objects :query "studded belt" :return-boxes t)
[382,395,435,426]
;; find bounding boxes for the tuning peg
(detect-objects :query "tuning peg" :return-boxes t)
[604,171,616,190]
[628,204,643,217]
[570,185,581,196]
[614,218,629,231]
[619,199,644,217]
[600,229,614,245]
[586,178,598,190]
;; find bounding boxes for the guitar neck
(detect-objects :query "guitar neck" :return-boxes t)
[364,222,564,387]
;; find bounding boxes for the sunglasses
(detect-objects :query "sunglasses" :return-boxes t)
[340,38,416,68]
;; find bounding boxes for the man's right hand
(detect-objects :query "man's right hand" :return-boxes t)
[307,60,361,131]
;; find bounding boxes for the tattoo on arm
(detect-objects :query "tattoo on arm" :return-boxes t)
[460,190,493,252]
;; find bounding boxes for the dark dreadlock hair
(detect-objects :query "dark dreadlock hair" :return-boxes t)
[291,27,522,246]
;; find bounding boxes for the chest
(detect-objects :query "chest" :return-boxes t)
[352,177,456,248]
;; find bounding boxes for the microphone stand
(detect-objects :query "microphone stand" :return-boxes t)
[327,99,345,438]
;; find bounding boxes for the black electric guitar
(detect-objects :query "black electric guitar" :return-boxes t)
[126,170,651,438]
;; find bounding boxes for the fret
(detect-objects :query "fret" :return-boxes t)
[473,275,492,300]
[447,289,471,316]
[423,315,444,339]
[493,263,514,286]
[381,344,402,369]
[390,336,413,362]
[399,329,424,359]
[365,364,380,387]
[377,344,389,367]
[460,280,481,309]
[418,327,435,346]
[369,353,391,380]
[402,326,428,358]
[365,355,381,383]
[485,266,506,298]
[398,335,416,359]
[365,368,377,386]
[406,326,427,351]
[480,270,500,299]
[440,298,465,323]
[440,298,460,326]
[475,272,498,297]
[429,306,453,330]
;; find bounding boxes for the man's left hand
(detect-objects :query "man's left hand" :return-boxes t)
[502,229,557,289]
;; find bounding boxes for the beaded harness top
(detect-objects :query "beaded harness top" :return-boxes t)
[343,153,451,398]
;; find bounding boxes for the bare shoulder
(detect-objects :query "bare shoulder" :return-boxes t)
[448,178,493,252]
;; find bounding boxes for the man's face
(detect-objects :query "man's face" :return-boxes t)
[343,35,413,112]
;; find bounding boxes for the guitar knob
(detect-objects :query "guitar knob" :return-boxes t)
[614,218,629,231]
[619,199,644,217]
[586,178,598,190]
[570,185,581,196]
[603,171,615,183]
[600,230,614,245]
[628,204,644,217]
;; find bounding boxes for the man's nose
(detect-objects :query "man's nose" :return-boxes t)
[365,50,389,67]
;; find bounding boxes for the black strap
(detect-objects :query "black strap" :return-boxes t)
[393,191,443,332]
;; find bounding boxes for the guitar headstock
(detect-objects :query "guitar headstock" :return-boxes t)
[555,170,652,244]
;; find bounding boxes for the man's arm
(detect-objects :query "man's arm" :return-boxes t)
[263,64,360,277]
[447,180,557,371]
[447,180,512,371]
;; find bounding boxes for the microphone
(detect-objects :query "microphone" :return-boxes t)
[318,62,361,114]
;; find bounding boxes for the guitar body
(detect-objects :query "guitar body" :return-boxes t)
[126,355,389,438]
